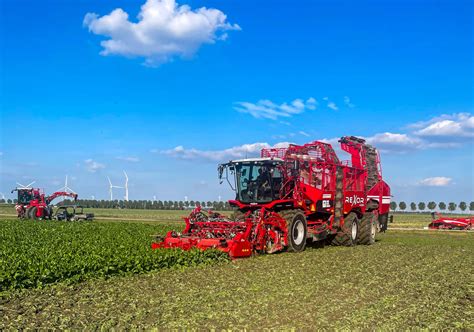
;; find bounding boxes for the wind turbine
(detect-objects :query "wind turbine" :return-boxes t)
[57,175,76,200]
[107,176,123,201]
[16,181,36,189]
[123,171,129,201]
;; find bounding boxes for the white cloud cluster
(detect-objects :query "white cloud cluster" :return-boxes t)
[84,0,240,66]
[160,142,291,161]
[84,159,105,172]
[116,156,140,162]
[365,132,424,153]
[235,98,317,120]
[412,113,474,138]
[417,177,452,187]
[344,96,355,108]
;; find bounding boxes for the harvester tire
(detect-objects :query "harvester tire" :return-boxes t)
[331,212,359,246]
[30,207,39,220]
[25,207,33,219]
[282,210,307,252]
[358,212,377,245]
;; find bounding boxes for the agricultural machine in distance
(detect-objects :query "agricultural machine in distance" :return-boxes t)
[153,136,391,258]
[12,187,78,220]
[428,213,473,230]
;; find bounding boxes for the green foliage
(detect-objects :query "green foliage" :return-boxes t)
[390,201,397,210]
[399,201,407,210]
[427,201,436,210]
[418,202,425,211]
[448,202,457,211]
[439,202,446,210]
[459,201,467,211]
[410,202,416,211]
[470,201,474,211]
[0,220,228,291]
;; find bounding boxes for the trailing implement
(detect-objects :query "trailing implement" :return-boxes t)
[153,136,391,258]
[428,213,473,230]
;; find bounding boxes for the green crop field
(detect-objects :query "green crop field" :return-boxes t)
[0,210,473,329]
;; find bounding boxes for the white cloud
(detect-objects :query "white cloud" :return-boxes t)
[116,156,140,162]
[160,142,291,161]
[327,102,338,111]
[84,159,105,172]
[298,131,310,137]
[365,132,424,153]
[417,177,452,187]
[414,113,474,138]
[84,0,240,66]
[235,97,317,120]
[344,96,355,108]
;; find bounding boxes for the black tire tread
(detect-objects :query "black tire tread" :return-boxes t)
[331,212,358,246]
[281,209,307,252]
[358,212,376,245]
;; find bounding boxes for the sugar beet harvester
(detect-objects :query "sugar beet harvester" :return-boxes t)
[152,136,391,258]
[12,187,78,220]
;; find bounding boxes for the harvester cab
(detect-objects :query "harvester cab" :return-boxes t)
[219,158,284,205]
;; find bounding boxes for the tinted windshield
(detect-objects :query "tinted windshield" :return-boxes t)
[18,190,34,204]
[235,162,282,203]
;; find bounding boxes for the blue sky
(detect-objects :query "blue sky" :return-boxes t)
[0,0,473,203]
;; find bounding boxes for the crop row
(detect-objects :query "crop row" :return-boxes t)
[0,219,228,291]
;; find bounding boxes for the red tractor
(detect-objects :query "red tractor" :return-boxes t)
[153,136,391,258]
[12,187,78,220]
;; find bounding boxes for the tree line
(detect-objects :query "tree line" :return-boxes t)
[1,198,473,212]
[390,201,474,212]
[0,198,235,211]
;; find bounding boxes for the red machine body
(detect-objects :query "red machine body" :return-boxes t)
[428,213,473,230]
[153,136,391,258]
[12,187,78,219]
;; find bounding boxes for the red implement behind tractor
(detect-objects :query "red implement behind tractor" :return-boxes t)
[153,136,391,258]
[428,213,473,230]
[12,187,78,220]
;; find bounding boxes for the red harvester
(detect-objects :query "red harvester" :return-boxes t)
[12,187,78,220]
[428,213,473,230]
[153,136,391,258]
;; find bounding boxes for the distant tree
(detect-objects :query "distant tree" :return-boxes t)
[448,202,457,212]
[459,201,467,212]
[439,202,446,211]
[7,199,12,204]
[399,201,407,211]
[190,200,195,208]
[13,199,18,204]
[0,199,5,204]
[390,202,397,211]
[427,201,437,211]
[418,202,426,211]
[470,201,474,212]
[410,202,417,211]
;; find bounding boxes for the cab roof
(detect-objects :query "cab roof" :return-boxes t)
[228,157,284,163]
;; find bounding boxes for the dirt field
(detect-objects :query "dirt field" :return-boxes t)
[1,208,473,329]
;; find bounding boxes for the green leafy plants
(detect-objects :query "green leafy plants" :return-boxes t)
[0,219,228,291]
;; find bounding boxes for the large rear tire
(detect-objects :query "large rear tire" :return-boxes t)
[331,212,359,246]
[281,210,307,252]
[358,211,377,245]
[30,207,39,220]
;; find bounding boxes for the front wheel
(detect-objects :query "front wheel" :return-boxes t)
[282,210,307,252]
[358,211,377,245]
